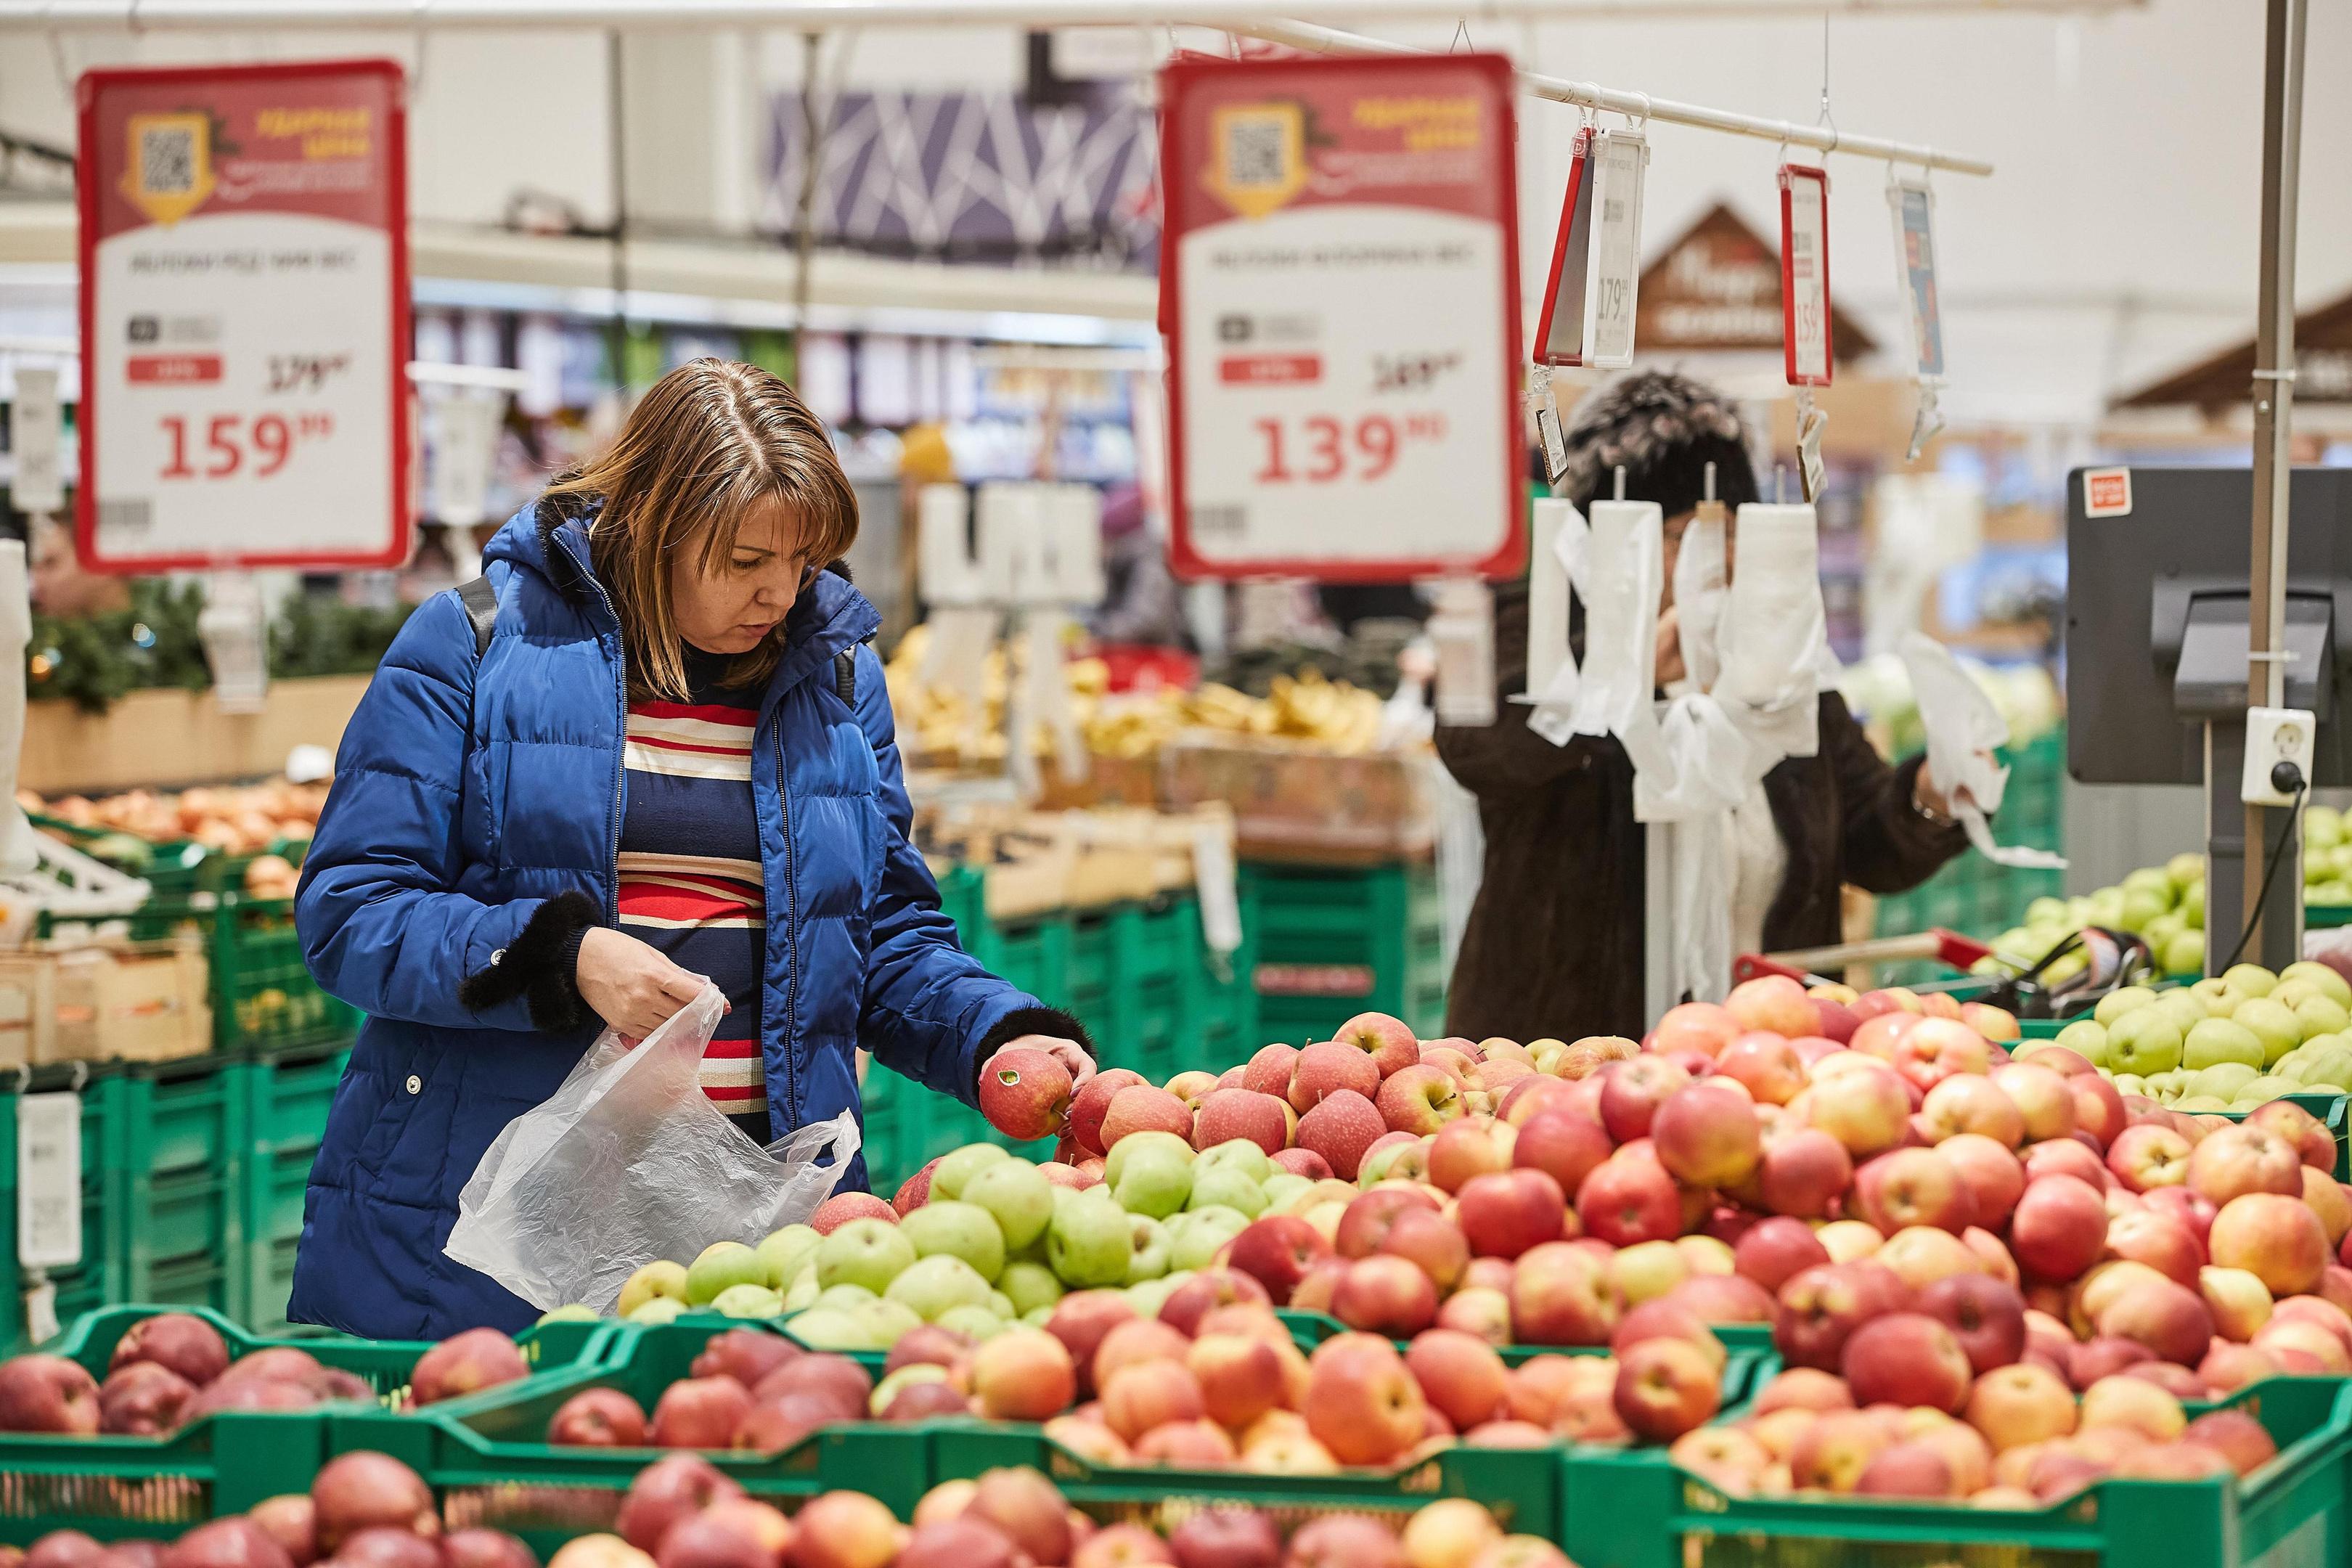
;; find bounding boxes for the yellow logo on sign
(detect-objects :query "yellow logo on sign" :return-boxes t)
[121,112,215,227]
[1204,103,1306,219]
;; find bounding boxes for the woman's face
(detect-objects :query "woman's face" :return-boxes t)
[670,497,812,655]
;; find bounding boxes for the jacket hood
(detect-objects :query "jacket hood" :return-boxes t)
[480,500,878,715]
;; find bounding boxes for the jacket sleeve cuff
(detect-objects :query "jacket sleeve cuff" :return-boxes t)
[457,891,602,1033]
[971,1005,1097,1096]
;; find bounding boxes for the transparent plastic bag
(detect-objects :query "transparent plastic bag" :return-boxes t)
[444,987,859,1314]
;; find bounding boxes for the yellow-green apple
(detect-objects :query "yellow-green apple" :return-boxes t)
[2211,1192,2330,1296]
[2009,1175,2109,1283]
[1427,1119,1516,1193]
[1756,1126,1854,1219]
[1963,1362,2075,1452]
[1876,1225,1983,1291]
[1714,1034,1806,1106]
[1400,1500,1500,1568]
[1332,1255,1439,1337]
[1507,1240,1618,1345]
[1294,1090,1387,1182]
[1575,1151,1683,1246]
[1377,1067,1464,1136]
[1597,1058,1692,1143]
[1840,1312,1972,1413]
[1804,1060,1911,1158]
[2197,1265,2273,1341]
[2078,1373,2185,1441]
[1454,1169,1564,1261]
[1333,1013,1422,1079]
[1287,1042,1381,1114]
[1608,1240,1689,1306]
[1302,1333,1426,1464]
[2189,1124,2304,1205]
[1854,1148,1973,1236]
[1612,1336,1722,1441]
[1920,1075,2025,1148]
[2105,1124,2192,1192]
[1732,1215,1829,1293]
[1225,1215,1332,1304]
[1651,1083,1761,1189]
[1789,1410,1892,1492]
[1724,979,1817,1041]
[1191,1090,1289,1157]
[2094,1276,2213,1365]
[1676,1234,1735,1275]
[1918,1273,2026,1373]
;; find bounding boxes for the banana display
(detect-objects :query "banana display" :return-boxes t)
[884,623,1388,764]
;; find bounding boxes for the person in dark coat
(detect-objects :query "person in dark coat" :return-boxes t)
[1437,371,1967,1044]
[292,360,1095,1339]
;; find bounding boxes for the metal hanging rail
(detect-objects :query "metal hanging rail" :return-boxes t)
[0,0,1840,26]
[1230,17,1992,176]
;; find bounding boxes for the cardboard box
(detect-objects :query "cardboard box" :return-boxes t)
[0,938,212,1067]
[1162,737,1436,862]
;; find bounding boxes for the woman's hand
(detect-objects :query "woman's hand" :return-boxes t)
[985,1034,1097,1096]
[576,926,708,1039]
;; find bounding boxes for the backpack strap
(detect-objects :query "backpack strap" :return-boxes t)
[833,647,857,705]
[456,574,498,659]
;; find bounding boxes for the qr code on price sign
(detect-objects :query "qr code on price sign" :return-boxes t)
[139,123,196,193]
[1223,113,1289,189]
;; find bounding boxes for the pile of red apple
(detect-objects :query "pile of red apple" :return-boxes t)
[15,1450,533,1568]
[0,1318,534,1438]
[1672,1356,2283,1504]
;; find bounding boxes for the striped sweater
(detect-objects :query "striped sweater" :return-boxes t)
[619,647,769,1142]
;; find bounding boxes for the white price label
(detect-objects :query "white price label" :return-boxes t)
[10,367,65,515]
[17,1092,81,1271]
[1887,178,1945,384]
[77,61,411,573]
[1164,54,1523,583]
[1580,130,1649,370]
[1779,164,1833,388]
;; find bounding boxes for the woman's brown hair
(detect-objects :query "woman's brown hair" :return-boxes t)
[542,359,859,702]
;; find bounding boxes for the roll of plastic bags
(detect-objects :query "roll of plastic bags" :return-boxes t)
[444,987,859,1314]
[1539,499,1665,772]
[1718,502,1829,765]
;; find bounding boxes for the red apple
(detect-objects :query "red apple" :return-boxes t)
[1853,1148,1973,1236]
[1598,1058,1691,1143]
[1302,1334,1426,1465]
[1225,1216,1332,1305]
[2009,1175,2110,1283]
[0,1355,99,1435]
[548,1387,650,1447]
[1069,1069,1148,1156]
[1332,1013,1422,1079]
[1917,1273,2028,1374]
[1508,1241,1618,1346]
[1613,1336,1722,1442]
[108,1313,230,1388]
[1841,1312,1972,1414]
[1191,1089,1289,1157]
[1733,1215,1830,1293]
[1755,1126,1854,1219]
[1332,1256,1440,1338]
[1455,1169,1565,1261]
[1575,1153,1683,1247]
[1376,1066,1464,1135]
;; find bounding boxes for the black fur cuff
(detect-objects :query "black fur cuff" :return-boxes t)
[460,891,602,1032]
[974,1007,1097,1095]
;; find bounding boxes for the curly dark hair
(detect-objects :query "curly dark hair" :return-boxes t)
[1558,369,1760,520]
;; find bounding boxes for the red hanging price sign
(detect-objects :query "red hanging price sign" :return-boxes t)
[1779,163,1832,389]
[76,59,412,573]
[1159,52,1524,583]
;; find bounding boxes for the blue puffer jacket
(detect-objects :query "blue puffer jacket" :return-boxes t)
[290,502,1077,1340]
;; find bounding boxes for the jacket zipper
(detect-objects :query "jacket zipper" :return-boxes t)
[775,724,801,1123]
[576,561,626,925]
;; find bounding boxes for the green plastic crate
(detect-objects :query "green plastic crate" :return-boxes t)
[210,897,362,1052]
[234,1042,349,1328]
[1563,1373,2352,1568]
[1241,859,1445,1042]
[332,1318,930,1555]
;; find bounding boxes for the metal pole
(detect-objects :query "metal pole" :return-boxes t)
[605,29,632,392]
[791,30,821,369]
[1228,17,1993,175]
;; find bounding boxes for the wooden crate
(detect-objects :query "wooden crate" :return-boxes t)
[0,938,213,1067]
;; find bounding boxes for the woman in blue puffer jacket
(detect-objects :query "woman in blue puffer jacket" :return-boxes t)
[291,359,1095,1339]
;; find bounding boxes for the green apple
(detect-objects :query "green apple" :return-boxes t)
[2164,931,2208,978]
[781,1267,822,1312]
[2284,961,2352,1009]
[2108,1010,2185,1076]
[617,1261,689,1317]
[868,1298,924,1347]
[2240,1075,2295,1103]
[686,1241,768,1306]
[1188,1166,1269,1219]
[2176,1095,2230,1112]
[885,1254,995,1321]
[2224,964,2279,999]
[1127,1272,1188,1320]
[931,1143,1013,1201]
[1114,1142,1194,1220]
[814,1283,878,1312]
[1195,1139,1274,1185]
[2146,912,2186,952]
[935,1304,1010,1342]
[2096,988,2157,1026]
[2185,1018,2265,1071]
[989,1291,1016,1318]
[1124,1214,1172,1283]
[901,1200,1007,1282]
[788,1307,880,1351]
[1169,1206,1252,1271]
[2231,999,2303,1066]
[2160,990,2210,1027]
[1106,1130,1195,1189]
[2055,1019,2111,1068]
[2189,1062,2260,1102]
[1263,1172,1313,1212]
[711,1283,784,1319]
[538,1304,602,1325]
[999,1259,1065,1316]
[2148,1070,2192,1097]
[2028,896,2071,925]
[756,1224,822,1289]
[626,1297,688,1326]
[2119,889,2168,932]
[2311,804,2345,849]
[2112,1073,2149,1097]
[817,1217,917,1294]
[963,1159,1054,1251]
[2298,1045,2352,1089]
[1048,1189,1135,1286]
[2166,852,2206,890]
[2124,867,2174,902]
[2192,976,2237,1008]
[2296,995,2351,1041]
[1021,1306,1053,1328]
[2184,881,2207,924]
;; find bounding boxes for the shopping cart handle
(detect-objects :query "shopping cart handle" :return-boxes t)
[1733,928,1993,987]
